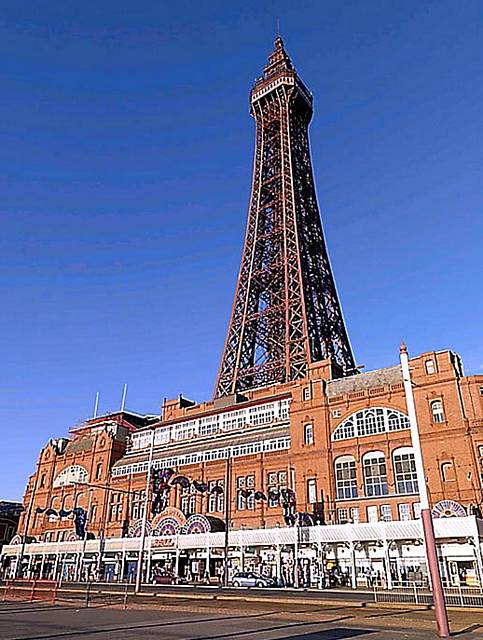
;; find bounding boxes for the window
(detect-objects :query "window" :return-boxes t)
[180,485,197,516]
[363,452,388,497]
[200,416,220,437]
[393,447,418,494]
[350,507,360,523]
[306,478,317,504]
[304,423,314,446]
[332,407,410,441]
[479,445,483,457]
[367,505,378,522]
[95,463,103,480]
[90,504,97,524]
[39,473,46,488]
[249,404,275,426]
[236,475,255,511]
[207,480,224,513]
[109,492,123,521]
[337,508,349,524]
[441,461,455,482]
[431,400,445,423]
[267,471,287,507]
[425,360,435,374]
[303,387,311,401]
[334,456,358,499]
[332,409,341,418]
[53,465,89,488]
[480,386,483,397]
[130,491,145,520]
[380,505,392,522]
[413,502,421,519]
[398,503,411,521]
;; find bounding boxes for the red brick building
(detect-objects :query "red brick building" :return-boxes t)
[16,349,483,548]
[3,38,483,587]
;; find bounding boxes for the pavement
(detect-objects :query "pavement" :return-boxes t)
[0,593,482,640]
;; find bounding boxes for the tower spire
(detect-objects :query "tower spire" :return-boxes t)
[215,41,355,397]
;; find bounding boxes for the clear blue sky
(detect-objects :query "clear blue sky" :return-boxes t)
[1,1,482,500]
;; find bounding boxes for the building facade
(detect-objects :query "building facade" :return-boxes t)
[2,39,483,587]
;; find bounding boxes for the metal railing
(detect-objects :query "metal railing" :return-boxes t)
[373,582,483,608]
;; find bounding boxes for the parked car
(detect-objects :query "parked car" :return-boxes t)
[153,570,177,585]
[230,571,276,588]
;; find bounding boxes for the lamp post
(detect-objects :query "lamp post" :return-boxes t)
[135,427,156,593]
[400,342,449,638]
[223,450,232,587]
[76,488,94,581]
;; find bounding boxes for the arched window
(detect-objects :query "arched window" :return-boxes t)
[332,408,409,441]
[53,465,88,488]
[431,400,445,423]
[363,451,388,497]
[393,447,418,494]
[304,423,314,446]
[334,455,358,499]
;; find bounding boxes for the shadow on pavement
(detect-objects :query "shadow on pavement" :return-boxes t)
[272,633,373,639]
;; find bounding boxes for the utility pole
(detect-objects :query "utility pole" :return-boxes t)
[400,342,449,638]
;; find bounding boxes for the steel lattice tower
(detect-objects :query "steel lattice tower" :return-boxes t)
[215,38,355,397]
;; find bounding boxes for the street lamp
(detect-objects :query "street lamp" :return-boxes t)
[400,342,450,638]
[135,426,156,593]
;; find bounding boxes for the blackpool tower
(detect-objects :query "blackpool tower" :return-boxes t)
[215,38,355,397]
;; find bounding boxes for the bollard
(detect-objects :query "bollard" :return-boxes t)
[123,581,129,610]
[85,581,91,608]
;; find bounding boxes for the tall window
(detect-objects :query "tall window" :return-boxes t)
[306,478,317,504]
[431,400,445,423]
[95,463,103,480]
[130,491,145,520]
[363,452,388,497]
[180,485,197,516]
[267,471,287,507]
[337,508,349,524]
[393,447,418,494]
[380,504,392,522]
[207,480,224,513]
[334,456,358,499]
[350,507,360,523]
[367,505,378,522]
[304,423,314,446]
[109,492,123,521]
[236,475,255,511]
[398,503,411,521]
